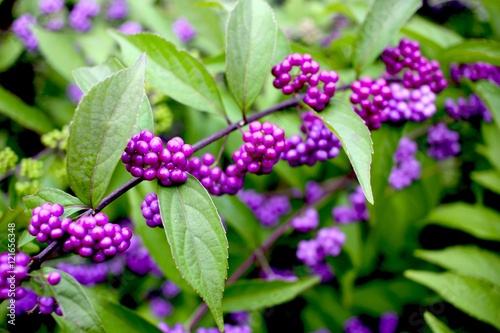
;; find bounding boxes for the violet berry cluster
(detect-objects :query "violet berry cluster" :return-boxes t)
[272,54,339,111]
[444,94,492,122]
[382,38,447,94]
[39,0,64,15]
[232,121,286,174]
[296,226,346,267]
[350,77,392,130]
[106,0,128,20]
[62,212,132,262]
[238,190,291,227]
[122,130,194,186]
[332,185,369,224]
[282,111,341,167]
[388,137,421,190]
[291,208,319,233]
[344,312,399,333]
[427,123,461,161]
[28,202,70,243]
[16,290,63,316]
[141,193,162,228]
[11,14,38,52]
[450,62,500,86]
[172,18,196,43]
[386,83,437,123]
[69,0,100,32]
[0,252,30,300]
[188,153,245,196]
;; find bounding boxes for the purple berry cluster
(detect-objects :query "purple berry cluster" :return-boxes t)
[125,235,162,276]
[232,121,286,174]
[379,312,399,333]
[172,18,196,43]
[272,53,338,111]
[150,296,173,318]
[188,153,245,196]
[238,190,291,227]
[158,323,188,333]
[62,213,132,262]
[141,193,162,228]
[282,111,341,167]
[296,226,346,267]
[11,14,38,52]
[39,0,64,15]
[444,94,492,122]
[344,317,372,333]
[118,21,142,34]
[57,261,112,286]
[69,0,100,32]
[122,130,194,186]
[427,123,461,160]
[196,325,251,333]
[382,38,447,94]
[386,83,436,122]
[16,290,63,316]
[260,267,298,282]
[106,0,128,20]
[332,185,369,224]
[450,62,500,86]
[28,203,70,243]
[67,83,84,104]
[305,180,324,204]
[350,77,392,130]
[388,137,421,190]
[291,208,319,233]
[0,252,29,300]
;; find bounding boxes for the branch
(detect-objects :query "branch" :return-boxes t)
[187,174,352,330]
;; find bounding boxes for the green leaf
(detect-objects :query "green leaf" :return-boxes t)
[415,246,500,286]
[424,312,454,333]
[0,34,23,72]
[111,32,227,117]
[401,16,463,50]
[23,187,85,210]
[39,267,105,333]
[352,0,421,73]
[226,0,277,114]
[470,81,500,133]
[471,169,500,194]
[318,99,373,203]
[86,288,163,333]
[126,186,193,293]
[157,176,228,331]
[222,277,320,312]
[73,58,154,131]
[439,40,500,68]
[476,0,500,39]
[405,270,500,330]
[31,27,87,82]
[0,85,53,134]
[67,54,146,208]
[422,203,500,241]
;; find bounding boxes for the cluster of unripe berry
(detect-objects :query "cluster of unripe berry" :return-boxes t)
[272,53,339,111]
[382,38,447,94]
[122,130,193,186]
[282,111,341,166]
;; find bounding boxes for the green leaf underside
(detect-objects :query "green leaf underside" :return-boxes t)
[31,26,87,82]
[226,0,277,113]
[471,170,500,194]
[405,270,500,330]
[424,312,454,333]
[67,54,146,208]
[40,267,105,333]
[222,277,320,312]
[0,85,53,134]
[352,0,421,73]
[415,245,500,286]
[422,202,500,241]
[23,187,85,209]
[73,58,154,131]
[439,39,500,67]
[318,99,374,203]
[471,80,500,133]
[158,176,228,331]
[111,32,227,117]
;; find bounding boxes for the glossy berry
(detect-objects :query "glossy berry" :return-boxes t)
[47,271,61,285]
[350,77,392,130]
[382,38,447,94]
[0,252,30,301]
[427,123,461,160]
[232,121,286,174]
[386,83,436,123]
[141,193,162,228]
[444,94,492,122]
[172,18,196,43]
[388,137,421,190]
[344,317,372,333]
[106,0,128,20]
[282,111,341,167]
[450,62,500,86]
